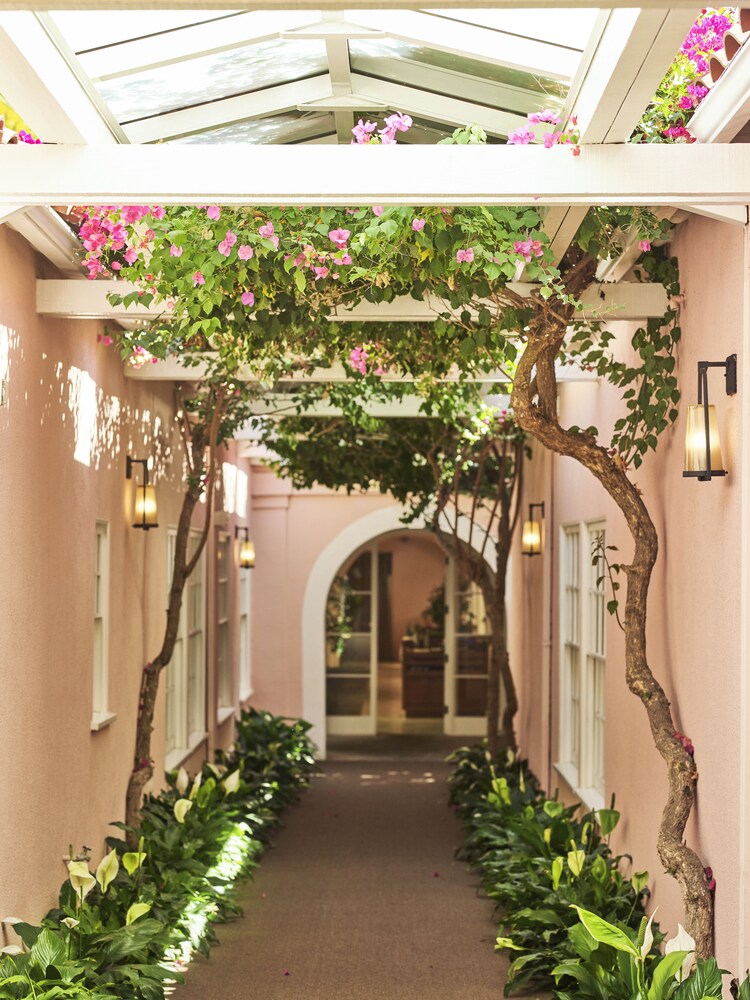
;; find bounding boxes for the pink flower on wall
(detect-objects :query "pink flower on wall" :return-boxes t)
[170,244,183,257]
[456,248,475,264]
[412,218,426,231]
[329,228,351,249]
[206,205,221,221]
[193,271,205,286]
[237,245,253,260]
[507,127,535,145]
[241,291,255,306]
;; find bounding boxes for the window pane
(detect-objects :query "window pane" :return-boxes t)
[327,677,371,717]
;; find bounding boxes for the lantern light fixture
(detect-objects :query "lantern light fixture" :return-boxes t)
[521,502,545,557]
[126,455,158,530]
[235,526,255,569]
[683,354,736,482]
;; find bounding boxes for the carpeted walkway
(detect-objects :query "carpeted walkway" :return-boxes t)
[176,748,513,999]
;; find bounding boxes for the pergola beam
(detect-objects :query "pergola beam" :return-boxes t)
[0,1,723,9]
[36,279,669,322]
[5,144,750,205]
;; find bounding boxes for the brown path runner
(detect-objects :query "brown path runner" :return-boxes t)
[176,752,512,999]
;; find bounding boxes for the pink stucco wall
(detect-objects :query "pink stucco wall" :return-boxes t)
[0,227,252,929]
[513,214,744,970]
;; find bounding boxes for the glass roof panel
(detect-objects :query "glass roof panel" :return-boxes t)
[93,38,328,123]
[50,9,236,51]
[424,8,601,50]
[169,111,335,144]
[350,38,567,110]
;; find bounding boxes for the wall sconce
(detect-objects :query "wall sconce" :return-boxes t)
[126,455,158,530]
[235,526,255,569]
[683,354,737,482]
[0,378,7,407]
[521,502,545,557]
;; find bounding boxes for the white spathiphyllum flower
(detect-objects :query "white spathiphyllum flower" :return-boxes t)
[95,849,119,894]
[640,907,658,960]
[126,902,152,926]
[665,924,697,981]
[61,917,80,930]
[67,861,96,900]
[223,770,241,796]
[189,772,203,800]
[174,798,193,824]
[175,766,189,795]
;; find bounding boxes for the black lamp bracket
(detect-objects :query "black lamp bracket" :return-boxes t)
[528,501,545,520]
[234,525,249,541]
[126,455,150,485]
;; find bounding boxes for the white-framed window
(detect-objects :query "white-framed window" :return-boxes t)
[557,520,607,808]
[91,521,115,731]
[216,534,234,720]
[187,530,207,744]
[238,566,252,702]
[559,526,580,776]
[165,528,207,770]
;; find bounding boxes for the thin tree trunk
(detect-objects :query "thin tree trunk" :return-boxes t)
[511,304,714,955]
[125,388,226,838]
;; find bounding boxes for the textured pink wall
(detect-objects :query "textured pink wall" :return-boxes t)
[0,228,252,929]
[512,214,744,969]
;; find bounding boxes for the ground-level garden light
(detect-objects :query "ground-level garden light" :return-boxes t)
[683,354,737,482]
[125,455,158,530]
[235,526,255,569]
[521,502,545,556]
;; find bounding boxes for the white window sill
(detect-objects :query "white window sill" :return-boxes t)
[165,730,208,772]
[239,687,254,705]
[90,712,117,733]
[554,762,605,813]
[217,706,236,726]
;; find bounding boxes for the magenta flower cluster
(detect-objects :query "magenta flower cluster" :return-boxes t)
[507,110,581,155]
[352,112,413,145]
[680,12,733,75]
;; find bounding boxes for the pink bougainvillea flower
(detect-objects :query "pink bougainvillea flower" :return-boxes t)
[150,206,166,220]
[218,230,237,256]
[259,221,275,238]
[372,206,384,216]
[349,346,368,374]
[678,95,694,110]
[269,234,279,249]
[456,247,474,264]
[206,205,221,221]
[528,109,561,125]
[241,291,255,307]
[513,239,544,263]
[18,130,41,144]
[384,112,413,132]
[638,239,651,252]
[121,206,150,224]
[704,867,716,892]
[96,333,114,346]
[193,271,205,286]
[378,127,397,144]
[329,228,351,249]
[507,127,535,145]
[237,244,253,260]
[543,131,561,149]
[123,246,138,264]
[335,253,353,266]
[170,244,183,257]
[662,126,696,142]
[571,145,582,157]
[352,118,377,143]
[412,218,426,231]
[313,266,329,280]
[111,261,122,271]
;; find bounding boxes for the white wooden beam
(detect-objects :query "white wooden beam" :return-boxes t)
[350,73,527,138]
[542,8,697,265]
[11,208,82,276]
[689,38,750,143]
[36,279,669,323]
[677,204,748,226]
[0,12,120,144]
[9,144,750,206]
[0,1,724,9]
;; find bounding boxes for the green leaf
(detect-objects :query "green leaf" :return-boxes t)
[648,952,691,1000]
[29,928,66,972]
[571,906,640,957]
[294,269,306,293]
[495,936,523,951]
[598,808,621,836]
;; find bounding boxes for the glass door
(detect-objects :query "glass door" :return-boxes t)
[325,546,378,735]
[444,556,491,736]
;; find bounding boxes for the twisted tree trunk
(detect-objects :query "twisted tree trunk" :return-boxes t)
[510,285,713,955]
[125,387,226,838]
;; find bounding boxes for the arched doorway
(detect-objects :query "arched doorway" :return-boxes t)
[302,505,504,758]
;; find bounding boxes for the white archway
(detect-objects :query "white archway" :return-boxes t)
[301,503,503,758]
